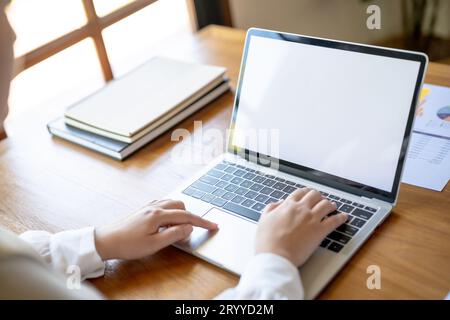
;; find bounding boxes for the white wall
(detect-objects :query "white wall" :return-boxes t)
[229,0,449,44]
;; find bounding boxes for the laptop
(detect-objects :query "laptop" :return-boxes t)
[169,28,428,299]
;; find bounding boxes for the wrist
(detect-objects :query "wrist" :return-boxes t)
[94,226,119,261]
[255,247,297,267]
[253,252,299,271]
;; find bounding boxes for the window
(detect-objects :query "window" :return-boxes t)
[6,0,191,119]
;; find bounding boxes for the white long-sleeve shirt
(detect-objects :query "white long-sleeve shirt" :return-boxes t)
[19,227,304,299]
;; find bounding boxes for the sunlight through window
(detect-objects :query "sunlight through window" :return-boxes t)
[5,0,191,120]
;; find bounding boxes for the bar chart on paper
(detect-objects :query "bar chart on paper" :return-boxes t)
[413,84,450,138]
[402,84,450,191]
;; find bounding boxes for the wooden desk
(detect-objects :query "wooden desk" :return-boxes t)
[1,25,449,299]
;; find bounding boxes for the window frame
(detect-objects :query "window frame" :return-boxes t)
[13,0,158,81]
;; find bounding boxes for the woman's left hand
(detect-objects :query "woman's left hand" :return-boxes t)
[94,199,218,260]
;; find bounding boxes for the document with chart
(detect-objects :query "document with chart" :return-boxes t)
[402,84,450,191]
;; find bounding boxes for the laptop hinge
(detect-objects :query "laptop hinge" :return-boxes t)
[361,196,392,208]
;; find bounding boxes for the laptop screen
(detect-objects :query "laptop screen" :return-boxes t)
[230,29,426,202]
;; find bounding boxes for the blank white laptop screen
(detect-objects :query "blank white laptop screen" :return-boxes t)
[233,35,421,192]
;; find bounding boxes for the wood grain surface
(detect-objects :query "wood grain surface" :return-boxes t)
[1,25,449,299]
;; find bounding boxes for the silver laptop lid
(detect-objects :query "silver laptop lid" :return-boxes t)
[228,28,428,204]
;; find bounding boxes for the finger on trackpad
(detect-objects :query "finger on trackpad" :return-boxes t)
[178,208,257,274]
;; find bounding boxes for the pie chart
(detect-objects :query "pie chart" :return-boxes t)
[437,106,450,122]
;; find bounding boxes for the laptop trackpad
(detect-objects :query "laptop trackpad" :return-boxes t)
[180,208,257,275]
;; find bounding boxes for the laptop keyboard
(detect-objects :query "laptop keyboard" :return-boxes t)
[182,160,378,253]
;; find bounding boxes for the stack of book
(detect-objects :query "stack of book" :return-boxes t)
[48,56,230,160]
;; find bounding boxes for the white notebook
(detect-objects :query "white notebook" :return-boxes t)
[49,80,230,160]
[64,56,226,142]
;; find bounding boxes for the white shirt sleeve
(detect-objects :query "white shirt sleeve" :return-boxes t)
[19,227,105,281]
[19,227,304,299]
[216,253,304,300]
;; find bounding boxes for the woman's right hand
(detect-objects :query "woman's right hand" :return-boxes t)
[255,188,348,267]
